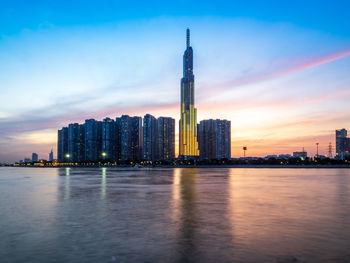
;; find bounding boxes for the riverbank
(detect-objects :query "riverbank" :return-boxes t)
[3,164,350,168]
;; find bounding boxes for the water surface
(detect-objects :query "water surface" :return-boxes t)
[0,167,350,263]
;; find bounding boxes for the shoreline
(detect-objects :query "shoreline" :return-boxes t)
[3,164,350,169]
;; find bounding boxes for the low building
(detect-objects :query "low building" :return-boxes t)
[293,151,307,159]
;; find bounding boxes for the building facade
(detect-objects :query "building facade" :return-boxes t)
[197,119,231,160]
[179,28,199,158]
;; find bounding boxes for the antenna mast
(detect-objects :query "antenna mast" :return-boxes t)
[186,28,190,48]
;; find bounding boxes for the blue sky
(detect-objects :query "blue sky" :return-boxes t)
[1,0,350,162]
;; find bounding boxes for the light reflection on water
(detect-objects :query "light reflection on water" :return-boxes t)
[0,167,350,263]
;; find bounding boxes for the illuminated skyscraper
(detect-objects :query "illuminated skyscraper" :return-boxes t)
[179,28,199,158]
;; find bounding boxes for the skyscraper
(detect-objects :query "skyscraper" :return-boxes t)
[179,28,199,158]
[49,149,54,161]
[197,119,231,160]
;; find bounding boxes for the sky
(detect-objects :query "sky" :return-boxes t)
[1,0,350,162]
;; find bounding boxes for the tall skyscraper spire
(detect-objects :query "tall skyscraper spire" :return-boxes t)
[179,28,199,158]
[186,28,190,48]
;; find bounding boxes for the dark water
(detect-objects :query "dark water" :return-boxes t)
[1,168,350,263]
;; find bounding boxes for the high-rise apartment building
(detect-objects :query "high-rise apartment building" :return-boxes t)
[57,127,68,162]
[142,115,175,161]
[197,119,231,160]
[68,123,85,162]
[143,114,157,161]
[179,28,199,158]
[31,153,38,162]
[84,119,102,162]
[336,129,350,159]
[102,118,117,161]
[157,117,175,160]
[120,115,142,161]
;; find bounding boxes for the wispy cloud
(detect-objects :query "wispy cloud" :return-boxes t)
[200,49,350,94]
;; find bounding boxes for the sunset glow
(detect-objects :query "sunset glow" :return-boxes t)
[1,1,350,162]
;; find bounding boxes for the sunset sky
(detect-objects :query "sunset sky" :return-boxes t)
[1,0,350,162]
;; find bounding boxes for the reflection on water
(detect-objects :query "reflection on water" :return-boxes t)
[174,169,199,262]
[101,167,106,200]
[1,167,350,263]
[65,167,70,200]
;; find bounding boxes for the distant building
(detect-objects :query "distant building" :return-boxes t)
[31,153,38,162]
[293,150,307,159]
[57,127,68,162]
[197,119,231,160]
[84,119,102,162]
[24,158,31,163]
[278,154,292,159]
[143,114,157,161]
[49,149,54,161]
[336,129,350,159]
[264,155,278,160]
[157,117,175,160]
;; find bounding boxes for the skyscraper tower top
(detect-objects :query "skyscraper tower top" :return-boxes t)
[186,28,190,48]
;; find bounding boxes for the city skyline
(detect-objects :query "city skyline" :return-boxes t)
[1,1,350,162]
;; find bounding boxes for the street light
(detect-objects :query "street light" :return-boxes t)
[243,146,247,158]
